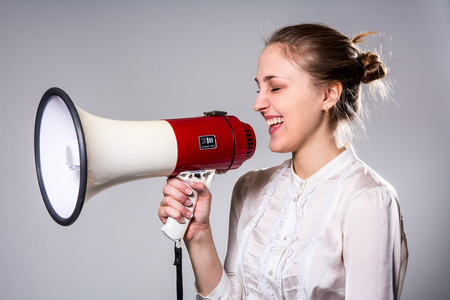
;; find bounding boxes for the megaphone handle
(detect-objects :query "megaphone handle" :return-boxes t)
[161,170,215,241]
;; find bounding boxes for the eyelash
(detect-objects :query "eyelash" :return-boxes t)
[256,88,281,94]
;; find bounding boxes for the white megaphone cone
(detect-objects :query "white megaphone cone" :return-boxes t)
[34,87,256,241]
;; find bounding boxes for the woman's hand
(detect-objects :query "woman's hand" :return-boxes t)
[158,177,213,243]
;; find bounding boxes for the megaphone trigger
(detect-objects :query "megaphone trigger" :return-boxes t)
[161,170,215,241]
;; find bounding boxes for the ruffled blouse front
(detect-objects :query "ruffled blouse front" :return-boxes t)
[198,147,408,300]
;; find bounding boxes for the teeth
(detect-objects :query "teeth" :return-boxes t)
[266,117,284,127]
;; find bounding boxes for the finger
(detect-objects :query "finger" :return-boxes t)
[157,203,170,223]
[163,205,187,224]
[164,196,194,220]
[163,184,193,207]
[167,177,194,196]
[158,199,189,224]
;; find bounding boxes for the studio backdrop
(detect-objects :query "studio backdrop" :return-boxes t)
[1,1,449,299]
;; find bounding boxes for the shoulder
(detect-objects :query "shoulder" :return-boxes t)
[342,158,398,201]
[336,159,400,222]
[231,160,290,214]
[234,160,289,194]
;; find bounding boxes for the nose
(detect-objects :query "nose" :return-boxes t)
[253,90,269,113]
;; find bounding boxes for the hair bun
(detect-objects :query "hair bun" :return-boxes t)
[359,51,387,83]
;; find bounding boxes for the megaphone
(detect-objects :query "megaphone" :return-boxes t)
[34,87,256,241]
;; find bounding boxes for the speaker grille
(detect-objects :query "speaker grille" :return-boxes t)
[243,123,256,160]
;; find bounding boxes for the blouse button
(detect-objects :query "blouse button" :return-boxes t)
[268,271,273,276]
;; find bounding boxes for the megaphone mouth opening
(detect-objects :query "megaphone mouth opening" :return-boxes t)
[34,87,87,226]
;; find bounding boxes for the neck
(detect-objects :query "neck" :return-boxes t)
[292,137,344,180]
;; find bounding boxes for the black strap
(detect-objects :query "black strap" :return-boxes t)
[174,241,183,300]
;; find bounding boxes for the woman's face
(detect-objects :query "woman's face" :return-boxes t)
[254,44,328,154]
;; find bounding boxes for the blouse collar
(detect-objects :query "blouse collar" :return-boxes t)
[290,146,358,193]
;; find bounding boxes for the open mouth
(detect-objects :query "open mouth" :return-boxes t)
[266,117,284,128]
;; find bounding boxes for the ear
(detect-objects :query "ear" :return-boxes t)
[321,82,343,111]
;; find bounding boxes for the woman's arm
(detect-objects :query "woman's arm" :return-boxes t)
[183,181,224,295]
[158,178,223,296]
[343,187,399,300]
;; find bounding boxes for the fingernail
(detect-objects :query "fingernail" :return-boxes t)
[186,211,193,218]
[186,188,193,196]
[186,199,192,206]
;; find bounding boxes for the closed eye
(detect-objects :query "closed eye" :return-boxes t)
[256,87,280,94]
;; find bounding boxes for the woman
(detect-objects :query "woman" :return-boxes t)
[158,23,408,300]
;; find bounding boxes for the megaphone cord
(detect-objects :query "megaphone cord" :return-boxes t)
[174,240,183,300]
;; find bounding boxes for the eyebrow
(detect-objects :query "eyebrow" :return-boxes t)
[254,75,279,84]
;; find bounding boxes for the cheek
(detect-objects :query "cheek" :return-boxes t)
[287,99,324,134]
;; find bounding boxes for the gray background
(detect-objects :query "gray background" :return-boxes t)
[1,1,449,299]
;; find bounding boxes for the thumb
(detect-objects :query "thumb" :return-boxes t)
[189,181,211,199]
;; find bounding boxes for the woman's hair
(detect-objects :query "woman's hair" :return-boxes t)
[265,23,389,148]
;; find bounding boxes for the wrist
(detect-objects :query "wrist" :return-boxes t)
[184,223,213,248]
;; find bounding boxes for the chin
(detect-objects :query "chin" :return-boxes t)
[268,141,291,154]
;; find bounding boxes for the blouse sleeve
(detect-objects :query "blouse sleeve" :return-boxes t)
[343,187,402,300]
[196,270,243,300]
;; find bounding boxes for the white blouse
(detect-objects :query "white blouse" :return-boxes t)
[197,147,408,300]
